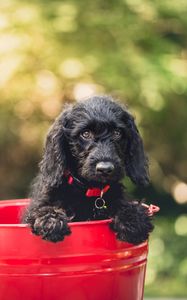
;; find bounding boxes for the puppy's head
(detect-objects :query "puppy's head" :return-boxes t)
[40,96,149,187]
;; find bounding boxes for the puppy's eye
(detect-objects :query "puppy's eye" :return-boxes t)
[80,130,93,140]
[113,129,122,139]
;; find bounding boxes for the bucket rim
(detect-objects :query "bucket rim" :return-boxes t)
[0,198,112,228]
[0,218,112,228]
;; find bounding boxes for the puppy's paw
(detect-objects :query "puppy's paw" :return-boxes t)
[28,207,71,242]
[110,203,154,245]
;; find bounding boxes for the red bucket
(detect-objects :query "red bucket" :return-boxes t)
[0,199,148,300]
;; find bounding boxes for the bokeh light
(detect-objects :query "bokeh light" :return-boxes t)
[172,182,187,204]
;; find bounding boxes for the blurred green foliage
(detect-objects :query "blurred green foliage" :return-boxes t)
[0,0,187,297]
[146,216,187,297]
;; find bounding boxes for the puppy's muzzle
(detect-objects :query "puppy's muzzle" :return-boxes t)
[96,161,115,176]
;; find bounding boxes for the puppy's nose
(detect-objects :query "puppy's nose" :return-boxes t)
[96,162,115,176]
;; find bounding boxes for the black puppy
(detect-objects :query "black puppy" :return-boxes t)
[24,95,153,244]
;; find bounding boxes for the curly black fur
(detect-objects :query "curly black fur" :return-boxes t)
[23,95,153,244]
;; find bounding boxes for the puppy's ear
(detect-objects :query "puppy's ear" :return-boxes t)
[124,113,150,186]
[39,108,71,188]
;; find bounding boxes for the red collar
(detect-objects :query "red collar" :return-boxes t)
[66,173,160,215]
[67,174,110,198]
